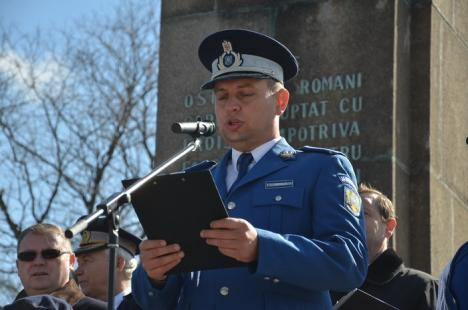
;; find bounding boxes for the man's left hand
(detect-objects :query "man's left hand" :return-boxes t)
[200,218,258,263]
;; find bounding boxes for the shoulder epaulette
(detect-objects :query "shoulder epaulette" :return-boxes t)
[300,146,344,156]
[184,160,217,172]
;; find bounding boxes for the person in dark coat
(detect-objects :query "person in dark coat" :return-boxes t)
[332,184,438,309]
[74,216,142,310]
[437,241,468,310]
[14,223,106,310]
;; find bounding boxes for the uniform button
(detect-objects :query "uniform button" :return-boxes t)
[275,195,282,202]
[148,291,154,296]
[227,201,236,210]
[264,276,271,281]
[219,286,229,296]
[273,278,280,284]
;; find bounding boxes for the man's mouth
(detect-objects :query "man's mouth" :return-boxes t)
[31,271,48,277]
[227,119,243,130]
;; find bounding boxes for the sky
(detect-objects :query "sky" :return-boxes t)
[0,0,122,33]
[0,0,161,303]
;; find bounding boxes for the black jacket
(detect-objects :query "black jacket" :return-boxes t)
[15,279,107,310]
[117,293,142,310]
[332,249,438,309]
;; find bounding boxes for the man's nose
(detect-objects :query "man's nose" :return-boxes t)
[31,255,46,264]
[225,98,240,112]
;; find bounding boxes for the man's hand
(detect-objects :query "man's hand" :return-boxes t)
[200,218,258,263]
[139,240,184,282]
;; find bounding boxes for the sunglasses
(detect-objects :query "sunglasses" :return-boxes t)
[17,249,71,262]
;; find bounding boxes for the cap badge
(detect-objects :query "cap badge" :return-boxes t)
[217,40,243,70]
[279,151,296,160]
[82,230,91,244]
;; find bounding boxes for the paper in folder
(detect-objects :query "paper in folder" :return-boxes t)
[122,170,246,274]
[333,289,399,310]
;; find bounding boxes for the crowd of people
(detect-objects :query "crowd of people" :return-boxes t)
[3,29,466,310]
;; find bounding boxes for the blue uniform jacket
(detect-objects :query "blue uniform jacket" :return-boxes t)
[132,138,368,309]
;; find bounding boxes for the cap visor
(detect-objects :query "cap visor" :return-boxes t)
[74,244,108,256]
[201,72,273,90]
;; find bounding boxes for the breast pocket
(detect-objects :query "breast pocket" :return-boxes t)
[251,187,305,233]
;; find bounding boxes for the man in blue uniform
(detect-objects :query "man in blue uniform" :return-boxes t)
[132,29,368,309]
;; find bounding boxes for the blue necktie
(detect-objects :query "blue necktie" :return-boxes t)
[229,153,253,192]
[236,153,253,182]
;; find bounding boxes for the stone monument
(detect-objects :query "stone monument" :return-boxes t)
[155,0,468,275]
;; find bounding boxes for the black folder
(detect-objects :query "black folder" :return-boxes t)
[333,289,400,309]
[122,170,246,274]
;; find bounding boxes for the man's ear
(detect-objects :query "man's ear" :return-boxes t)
[275,87,289,115]
[69,253,76,271]
[385,218,397,239]
[116,256,125,271]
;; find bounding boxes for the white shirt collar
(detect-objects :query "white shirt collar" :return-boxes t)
[114,287,132,309]
[231,137,281,172]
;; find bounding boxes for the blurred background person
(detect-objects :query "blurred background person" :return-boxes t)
[74,217,142,310]
[332,183,438,309]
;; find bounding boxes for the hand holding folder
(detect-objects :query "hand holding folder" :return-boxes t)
[123,170,246,274]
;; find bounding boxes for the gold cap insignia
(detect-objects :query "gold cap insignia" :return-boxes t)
[82,230,91,244]
[217,40,243,70]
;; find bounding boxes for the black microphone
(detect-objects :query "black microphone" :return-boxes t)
[171,121,216,136]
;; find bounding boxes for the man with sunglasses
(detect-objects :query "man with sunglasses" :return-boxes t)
[15,223,107,310]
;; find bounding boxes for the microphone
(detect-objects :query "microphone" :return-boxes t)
[171,121,216,136]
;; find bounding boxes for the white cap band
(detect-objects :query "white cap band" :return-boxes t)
[210,53,284,82]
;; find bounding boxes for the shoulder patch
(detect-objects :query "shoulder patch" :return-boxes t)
[338,174,357,191]
[300,146,344,156]
[344,186,361,217]
[184,160,217,172]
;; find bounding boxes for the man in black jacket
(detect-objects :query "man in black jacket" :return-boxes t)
[332,184,438,309]
[14,223,106,310]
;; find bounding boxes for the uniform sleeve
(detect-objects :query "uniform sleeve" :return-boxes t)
[450,243,468,310]
[131,264,182,310]
[253,154,368,292]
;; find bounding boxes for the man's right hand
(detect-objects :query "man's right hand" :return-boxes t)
[139,240,184,282]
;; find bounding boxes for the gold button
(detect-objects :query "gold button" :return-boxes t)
[219,286,229,296]
[227,201,236,210]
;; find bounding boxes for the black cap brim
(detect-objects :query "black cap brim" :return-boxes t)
[201,72,274,90]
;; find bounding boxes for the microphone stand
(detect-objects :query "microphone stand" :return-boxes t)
[66,137,202,310]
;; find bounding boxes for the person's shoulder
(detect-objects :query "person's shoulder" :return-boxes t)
[452,241,468,265]
[73,297,107,310]
[299,146,345,157]
[4,295,73,310]
[401,265,438,285]
[117,293,142,310]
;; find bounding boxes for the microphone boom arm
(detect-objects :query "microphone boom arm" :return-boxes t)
[65,134,203,310]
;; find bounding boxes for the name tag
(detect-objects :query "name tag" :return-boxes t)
[265,180,294,189]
